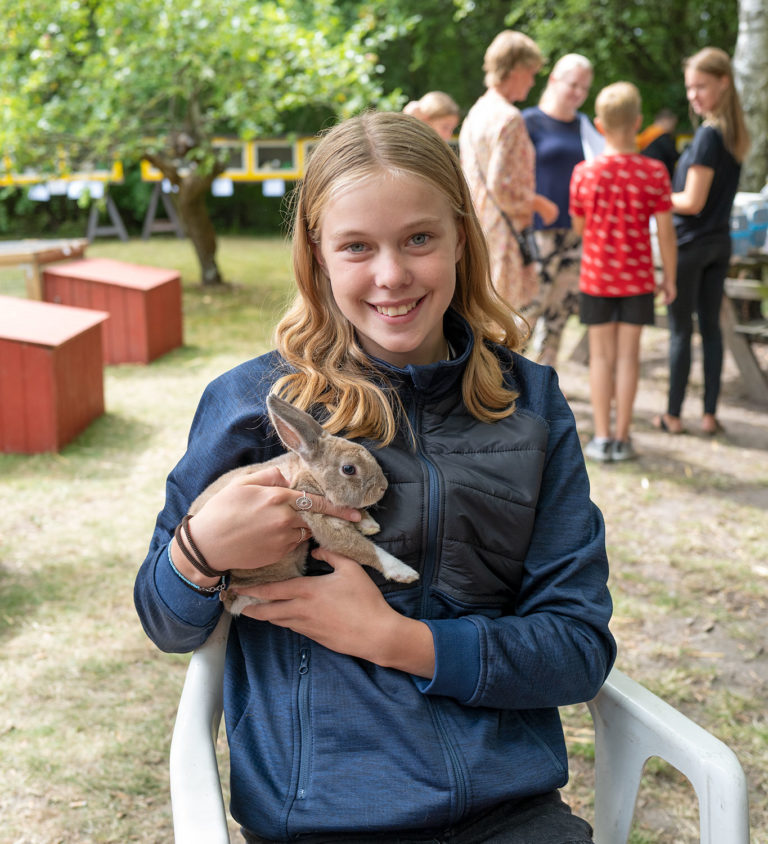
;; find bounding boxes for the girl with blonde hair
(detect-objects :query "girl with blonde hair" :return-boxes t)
[136,110,613,844]
[654,47,750,436]
[402,90,460,140]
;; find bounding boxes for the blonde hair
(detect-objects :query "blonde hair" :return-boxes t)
[483,31,543,89]
[403,91,460,122]
[539,53,593,113]
[684,47,750,163]
[274,111,523,445]
[595,81,641,132]
[550,53,593,81]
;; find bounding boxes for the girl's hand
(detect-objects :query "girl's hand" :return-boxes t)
[658,277,677,306]
[238,548,435,678]
[186,466,361,573]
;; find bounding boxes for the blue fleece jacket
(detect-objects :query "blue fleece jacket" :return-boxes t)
[134,313,615,839]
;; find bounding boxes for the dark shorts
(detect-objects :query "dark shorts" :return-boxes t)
[579,291,655,326]
[241,790,593,844]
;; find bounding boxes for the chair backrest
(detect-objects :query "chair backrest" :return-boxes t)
[170,613,231,844]
[170,619,751,844]
[588,669,750,844]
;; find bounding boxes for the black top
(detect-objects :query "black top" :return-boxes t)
[673,125,740,246]
[642,132,679,180]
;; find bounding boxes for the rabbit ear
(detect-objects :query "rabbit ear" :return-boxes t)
[267,394,325,460]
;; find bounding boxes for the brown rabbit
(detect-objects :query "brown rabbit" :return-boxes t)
[188,394,418,615]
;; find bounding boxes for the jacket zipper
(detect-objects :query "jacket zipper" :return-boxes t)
[296,644,311,800]
[419,456,442,620]
[409,396,468,820]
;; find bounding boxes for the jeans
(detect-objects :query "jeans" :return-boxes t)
[666,233,731,417]
[241,790,594,844]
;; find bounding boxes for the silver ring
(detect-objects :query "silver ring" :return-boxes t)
[295,492,312,511]
[298,527,307,542]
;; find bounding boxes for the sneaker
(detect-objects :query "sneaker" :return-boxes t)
[611,439,637,461]
[584,438,613,462]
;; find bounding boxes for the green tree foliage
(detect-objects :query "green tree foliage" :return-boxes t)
[373,0,513,108]
[0,0,748,255]
[375,0,738,127]
[0,0,409,284]
[505,0,739,123]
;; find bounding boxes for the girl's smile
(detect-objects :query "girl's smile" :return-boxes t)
[314,172,465,367]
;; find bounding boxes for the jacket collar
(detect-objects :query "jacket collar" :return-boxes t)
[362,309,474,398]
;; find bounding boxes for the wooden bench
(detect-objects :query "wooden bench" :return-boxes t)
[42,258,183,364]
[0,238,88,298]
[722,272,768,404]
[0,296,108,453]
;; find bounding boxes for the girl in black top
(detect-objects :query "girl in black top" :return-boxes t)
[654,47,750,437]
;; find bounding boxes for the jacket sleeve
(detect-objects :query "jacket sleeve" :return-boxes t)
[134,362,277,653]
[418,364,616,708]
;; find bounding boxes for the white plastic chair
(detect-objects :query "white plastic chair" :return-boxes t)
[587,670,749,844]
[170,613,232,844]
[170,613,750,844]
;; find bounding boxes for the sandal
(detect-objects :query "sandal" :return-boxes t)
[652,414,686,435]
[701,417,725,436]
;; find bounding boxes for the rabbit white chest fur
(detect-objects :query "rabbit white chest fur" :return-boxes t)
[187,394,418,615]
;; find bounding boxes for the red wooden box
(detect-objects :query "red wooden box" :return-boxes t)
[0,296,108,453]
[42,257,183,364]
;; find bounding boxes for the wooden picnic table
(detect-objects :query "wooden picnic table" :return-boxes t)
[723,252,768,405]
[0,238,89,299]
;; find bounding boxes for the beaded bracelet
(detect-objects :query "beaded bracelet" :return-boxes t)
[174,514,229,579]
[167,543,229,594]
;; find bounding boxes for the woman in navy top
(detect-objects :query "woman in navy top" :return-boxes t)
[522,54,603,367]
[653,47,750,437]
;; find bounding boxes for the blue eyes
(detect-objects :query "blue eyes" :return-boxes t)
[341,464,357,476]
[344,234,430,253]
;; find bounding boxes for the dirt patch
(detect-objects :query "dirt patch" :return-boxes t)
[556,322,768,842]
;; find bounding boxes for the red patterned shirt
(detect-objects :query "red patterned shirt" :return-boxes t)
[570,153,671,297]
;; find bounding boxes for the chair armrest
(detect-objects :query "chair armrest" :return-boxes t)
[587,667,749,844]
[170,613,232,844]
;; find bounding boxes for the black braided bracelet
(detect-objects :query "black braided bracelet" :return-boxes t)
[174,515,227,579]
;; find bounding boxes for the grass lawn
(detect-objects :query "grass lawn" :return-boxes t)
[1,235,766,842]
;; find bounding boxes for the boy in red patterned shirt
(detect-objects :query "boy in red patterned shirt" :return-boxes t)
[570,81,677,461]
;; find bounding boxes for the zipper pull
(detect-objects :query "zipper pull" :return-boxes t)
[298,647,310,675]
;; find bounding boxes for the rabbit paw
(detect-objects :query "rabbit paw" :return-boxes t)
[221,591,266,616]
[373,546,419,583]
[358,511,380,536]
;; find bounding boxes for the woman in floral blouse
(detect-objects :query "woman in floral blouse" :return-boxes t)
[459,30,558,315]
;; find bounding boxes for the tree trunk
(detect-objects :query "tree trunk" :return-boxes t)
[175,171,224,286]
[143,150,225,286]
[734,0,768,191]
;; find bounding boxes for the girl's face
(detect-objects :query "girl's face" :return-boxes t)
[314,172,465,368]
[685,68,729,117]
[426,115,459,141]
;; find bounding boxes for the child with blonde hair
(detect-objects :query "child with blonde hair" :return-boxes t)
[570,81,677,461]
[136,111,613,842]
[403,90,460,140]
[654,47,749,437]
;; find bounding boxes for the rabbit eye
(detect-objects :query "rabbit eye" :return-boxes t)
[341,464,357,476]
